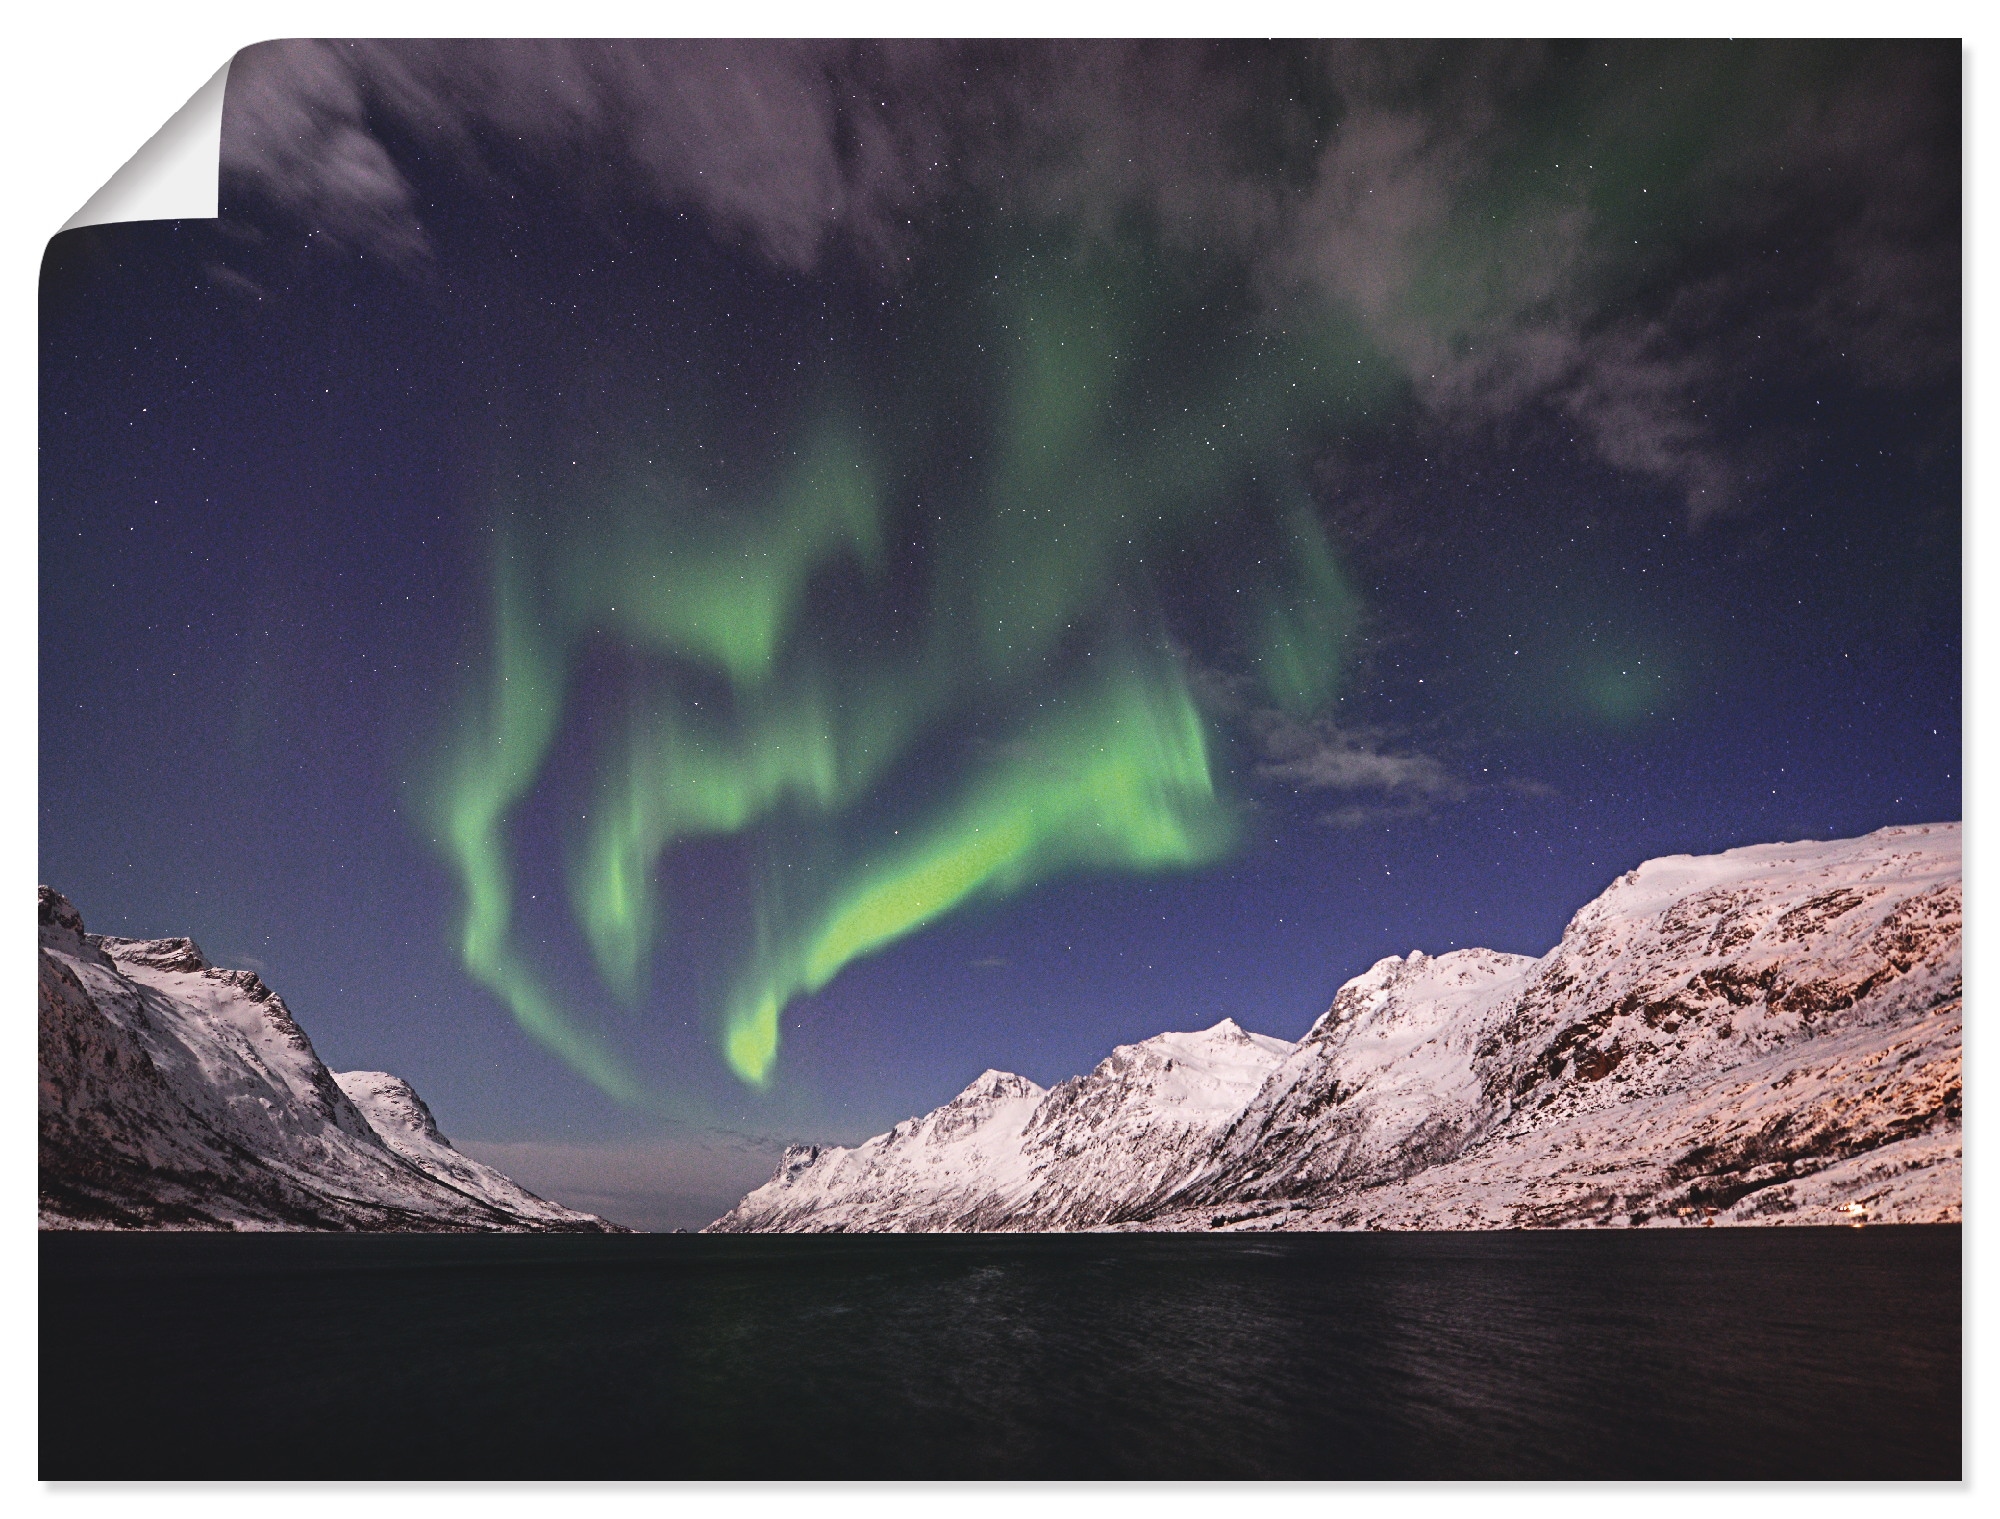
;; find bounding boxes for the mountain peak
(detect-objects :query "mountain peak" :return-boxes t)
[39,889,623,1233]
[712,824,1960,1235]
[98,936,209,973]
[38,886,84,938]
[333,1070,447,1145]
[954,1069,1044,1105]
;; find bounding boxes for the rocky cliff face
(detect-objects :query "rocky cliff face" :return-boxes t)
[711,824,1961,1233]
[38,888,621,1232]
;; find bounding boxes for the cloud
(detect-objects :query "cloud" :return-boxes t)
[1252,710,1470,821]
[1317,798,1444,830]
[1185,653,1493,826]
[1258,726,1460,797]
[202,263,269,301]
[1138,42,1954,522]
[1558,314,1738,519]
[223,40,959,270]
[223,40,432,260]
[218,41,1956,520]
[1245,51,1721,519]
[1250,717,1569,829]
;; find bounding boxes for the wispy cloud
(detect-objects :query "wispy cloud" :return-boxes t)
[224,40,433,261]
[1249,709,1473,828]
[219,41,1955,523]
[1256,719,1464,799]
[224,40,957,270]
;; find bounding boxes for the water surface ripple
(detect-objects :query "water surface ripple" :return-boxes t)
[40,1226,1960,1479]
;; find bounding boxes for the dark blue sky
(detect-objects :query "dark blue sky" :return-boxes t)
[39,41,1958,1227]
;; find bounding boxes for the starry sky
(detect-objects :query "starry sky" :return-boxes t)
[39,40,1959,1229]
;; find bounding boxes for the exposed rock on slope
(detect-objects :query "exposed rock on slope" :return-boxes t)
[38,888,620,1232]
[1173,825,1961,1230]
[712,824,1961,1233]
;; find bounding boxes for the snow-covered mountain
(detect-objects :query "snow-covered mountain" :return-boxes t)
[38,888,621,1232]
[711,824,1961,1233]
[711,1020,1293,1232]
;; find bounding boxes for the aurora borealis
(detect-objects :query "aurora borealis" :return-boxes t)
[419,236,1386,1094]
[40,41,1959,1227]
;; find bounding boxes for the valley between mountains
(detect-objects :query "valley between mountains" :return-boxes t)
[710,824,1961,1233]
[38,823,1961,1234]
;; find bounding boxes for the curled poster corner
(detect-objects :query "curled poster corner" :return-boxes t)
[60,59,230,231]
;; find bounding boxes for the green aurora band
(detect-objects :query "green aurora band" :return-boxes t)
[419,247,1373,1095]
[721,654,1230,1085]
[387,45,1918,1100]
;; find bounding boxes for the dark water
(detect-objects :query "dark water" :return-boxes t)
[41,1225,1959,1480]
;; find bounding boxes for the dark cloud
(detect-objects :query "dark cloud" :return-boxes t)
[220,40,1956,520]
[224,39,961,269]
[225,39,433,259]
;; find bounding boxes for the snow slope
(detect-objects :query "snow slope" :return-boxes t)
[709,1020,1293,1231]
[715,1069,1051,1232]
[1195,823,1962,1230]
[39,888,620,1232]
[1195,947,1538,1205]
[331,1070,606,1228]
[713,824,1961,1233]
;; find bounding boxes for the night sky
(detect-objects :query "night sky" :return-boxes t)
[39,41,1960,1229]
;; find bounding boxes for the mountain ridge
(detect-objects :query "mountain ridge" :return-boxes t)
[710,824,1961,1233]
[38,887,623,1232]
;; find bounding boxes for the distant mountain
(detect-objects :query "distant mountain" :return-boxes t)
[38,888,621,1232]
[716,1021,1292,1233]
[711,824,1961,1232]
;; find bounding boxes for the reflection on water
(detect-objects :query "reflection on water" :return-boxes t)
[41,1227,1959,1479]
